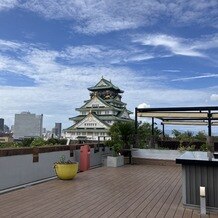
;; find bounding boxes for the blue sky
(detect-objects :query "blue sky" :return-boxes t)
[0,0,218,132]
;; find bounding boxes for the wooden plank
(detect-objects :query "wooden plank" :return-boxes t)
[164,186,183,218]
[0,165,217,218]
[153,177,182,218]
[174,198,185,218]
[99,166,176,218]
[72,165,168,218]
[126,167,180,217]
[136,168,181,218]
[183,208,193,218]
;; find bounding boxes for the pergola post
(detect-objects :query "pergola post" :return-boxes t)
[207,110,214,158]
[150,117,155,148]
[135,108,138,148]
[161,122,165,138]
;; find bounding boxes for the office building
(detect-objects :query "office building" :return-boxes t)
[13,112,43,139]
[0,118,4,133]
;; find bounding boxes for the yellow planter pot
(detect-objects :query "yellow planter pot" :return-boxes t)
[54,163,78,180]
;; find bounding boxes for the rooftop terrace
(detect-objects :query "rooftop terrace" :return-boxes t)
[0,164,217,218]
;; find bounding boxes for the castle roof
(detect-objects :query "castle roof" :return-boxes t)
[88,77,124,93]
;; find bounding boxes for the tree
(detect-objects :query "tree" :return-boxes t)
[172,129,182,138]
[137,122,162,148]
[109,121,135,150]
[195,131,207,141]
[30,138,46,147]
[21,138,34,147]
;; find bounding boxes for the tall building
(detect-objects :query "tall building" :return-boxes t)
[65,77,132,141]
[0,118,4,133]
[13,112,43,140]
[4,125,10,133]
[52,123,62,138]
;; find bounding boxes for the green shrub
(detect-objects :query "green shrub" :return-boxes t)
[200,143,208,151]
[21,138,34,147]
[30,138,46,147]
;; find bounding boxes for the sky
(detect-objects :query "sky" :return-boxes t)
[0,0,218,132]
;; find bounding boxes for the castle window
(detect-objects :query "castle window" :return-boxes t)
[92,104,99,108]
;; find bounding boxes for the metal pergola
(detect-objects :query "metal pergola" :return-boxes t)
[135,106,218,148]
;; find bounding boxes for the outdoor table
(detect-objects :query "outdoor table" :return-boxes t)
[176,151,218,212]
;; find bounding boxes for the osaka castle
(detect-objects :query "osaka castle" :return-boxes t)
[65,77,133,141]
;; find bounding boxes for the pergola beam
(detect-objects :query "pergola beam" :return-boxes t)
[162,121,208,126]
[138,112,208,119]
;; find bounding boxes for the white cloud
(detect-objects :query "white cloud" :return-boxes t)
[0,0,18,11]
[172,74,218,82]
[0,0,215,34]
[0,38,216,129]
[138,103,150,108]
[21,0,165,34]
[0,39,22,51]
[192,34,218,50]
[167,0,218,28]
[125,54,154,62]
[163,69,181,73]
[210,94,218,101]
[133,34,205,57]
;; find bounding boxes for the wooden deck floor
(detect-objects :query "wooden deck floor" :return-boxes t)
[0,165,217,218]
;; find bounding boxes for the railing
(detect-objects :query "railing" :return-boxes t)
[0,143,112,192]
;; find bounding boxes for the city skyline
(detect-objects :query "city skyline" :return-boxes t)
[0,1,217,130]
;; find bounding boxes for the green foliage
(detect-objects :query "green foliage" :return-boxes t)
[195,131,207,141]
[54,155,76,164]
[0,137,67,148]
[137,122,162,148]
[112,142,123,156]
[30,138,46,147]
[172,129,181,138]
[21,138,34,147]
[59,139,67,145]
[108,121,135,155]
[109,121,135,147]
[59,155,66,163]
[46,138,59,145]
[173,129,209,151]
[0,142,20,148]
[200,143,208,151]
[108,121,162,152]
[46,138,67,145]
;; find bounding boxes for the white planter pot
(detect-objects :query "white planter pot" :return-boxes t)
[107,155,124,167]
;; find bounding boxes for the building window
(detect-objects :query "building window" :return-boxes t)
[85,123,97,126]
[92,104,99,108]
[82,112,86,115]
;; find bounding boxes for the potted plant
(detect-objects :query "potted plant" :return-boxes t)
[107,142,124,167]
[106,121,136,167]
[54,155,78,180]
